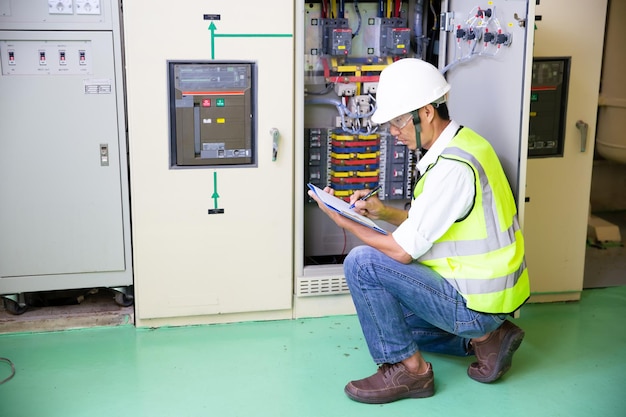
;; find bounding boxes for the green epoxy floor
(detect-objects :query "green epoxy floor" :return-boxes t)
[1,287,625,417]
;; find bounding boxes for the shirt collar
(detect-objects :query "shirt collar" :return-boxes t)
[416,120,461,174]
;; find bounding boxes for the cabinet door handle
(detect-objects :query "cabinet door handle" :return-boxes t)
[270,128,280,161]
[576,120,588,152]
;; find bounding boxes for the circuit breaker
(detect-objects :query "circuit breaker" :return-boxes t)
[378,17,410,56]
[320,18,352,56]
[168,61,256,167]
[528,57,571,157]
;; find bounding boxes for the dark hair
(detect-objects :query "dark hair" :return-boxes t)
[411,102,450,126]
[434,102,450,121]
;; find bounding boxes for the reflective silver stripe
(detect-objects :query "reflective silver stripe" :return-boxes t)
[444,260,527,295]
[420,218,521,260]
[419,146,518,261]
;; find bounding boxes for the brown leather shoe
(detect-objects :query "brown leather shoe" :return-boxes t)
[468,320,525,383]
[344,362,435,404]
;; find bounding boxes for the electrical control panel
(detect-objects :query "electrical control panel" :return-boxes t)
[168,61,256,167]
[528,57,571,157]
[0,0,133,298]
[303,1,417,263]
[302,0,519,266]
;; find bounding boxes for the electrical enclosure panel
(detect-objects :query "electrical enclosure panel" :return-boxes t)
[0,0,133,294]
[169,61,256,167]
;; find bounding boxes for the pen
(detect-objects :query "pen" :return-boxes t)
[349,185,382,209]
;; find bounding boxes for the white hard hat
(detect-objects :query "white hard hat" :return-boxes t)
[371,58,451,124]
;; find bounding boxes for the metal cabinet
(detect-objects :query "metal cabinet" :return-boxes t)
[0,0,132,311]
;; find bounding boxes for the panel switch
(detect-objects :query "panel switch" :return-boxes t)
[100,144,109,166]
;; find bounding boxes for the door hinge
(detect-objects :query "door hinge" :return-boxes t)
[440,11,455,32]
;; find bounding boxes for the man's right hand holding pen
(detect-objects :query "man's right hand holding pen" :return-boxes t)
[349,186,385,219]
[349,186,412,227]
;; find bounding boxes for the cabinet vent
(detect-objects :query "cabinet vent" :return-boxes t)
[296,276,349,297]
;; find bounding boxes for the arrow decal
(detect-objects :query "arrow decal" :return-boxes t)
[208,22,292,59]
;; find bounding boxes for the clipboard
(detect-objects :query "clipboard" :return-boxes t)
[307,183,388,235]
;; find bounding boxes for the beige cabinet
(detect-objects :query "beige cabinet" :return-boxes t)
[525,0,608,302]
[123,1,294,325]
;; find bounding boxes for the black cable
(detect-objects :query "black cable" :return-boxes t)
[351,1,362,38]
[0,357,15,385]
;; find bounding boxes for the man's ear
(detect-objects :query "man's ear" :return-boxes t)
[423,104,435,123]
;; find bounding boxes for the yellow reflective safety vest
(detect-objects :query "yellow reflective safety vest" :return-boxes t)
[415,127,530,314]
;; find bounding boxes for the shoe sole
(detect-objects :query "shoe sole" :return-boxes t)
[469,327,525,383]
[344,385,435,404]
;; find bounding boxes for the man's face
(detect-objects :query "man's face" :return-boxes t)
[388,110,419,151]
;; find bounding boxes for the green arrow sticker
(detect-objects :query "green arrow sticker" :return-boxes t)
[208,171,224,214]
[208,22,292,59]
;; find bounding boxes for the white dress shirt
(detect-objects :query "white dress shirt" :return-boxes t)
[392,120,476,259]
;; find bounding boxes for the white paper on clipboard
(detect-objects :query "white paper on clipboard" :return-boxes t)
[307,183,388,235]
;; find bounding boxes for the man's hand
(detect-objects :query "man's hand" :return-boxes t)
[348,189,386,220]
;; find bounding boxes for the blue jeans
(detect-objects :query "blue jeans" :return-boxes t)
[344,245,506,365]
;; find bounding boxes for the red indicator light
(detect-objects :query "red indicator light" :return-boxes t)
[202,99,211,107]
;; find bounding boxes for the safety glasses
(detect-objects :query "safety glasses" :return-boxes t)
[387,113,414,130]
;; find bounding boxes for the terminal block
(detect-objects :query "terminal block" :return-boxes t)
[334,82,356,97]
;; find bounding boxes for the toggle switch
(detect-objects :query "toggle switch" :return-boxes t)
[100,144,109,166]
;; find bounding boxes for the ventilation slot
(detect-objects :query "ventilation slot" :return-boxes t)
[296,276,349,297]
